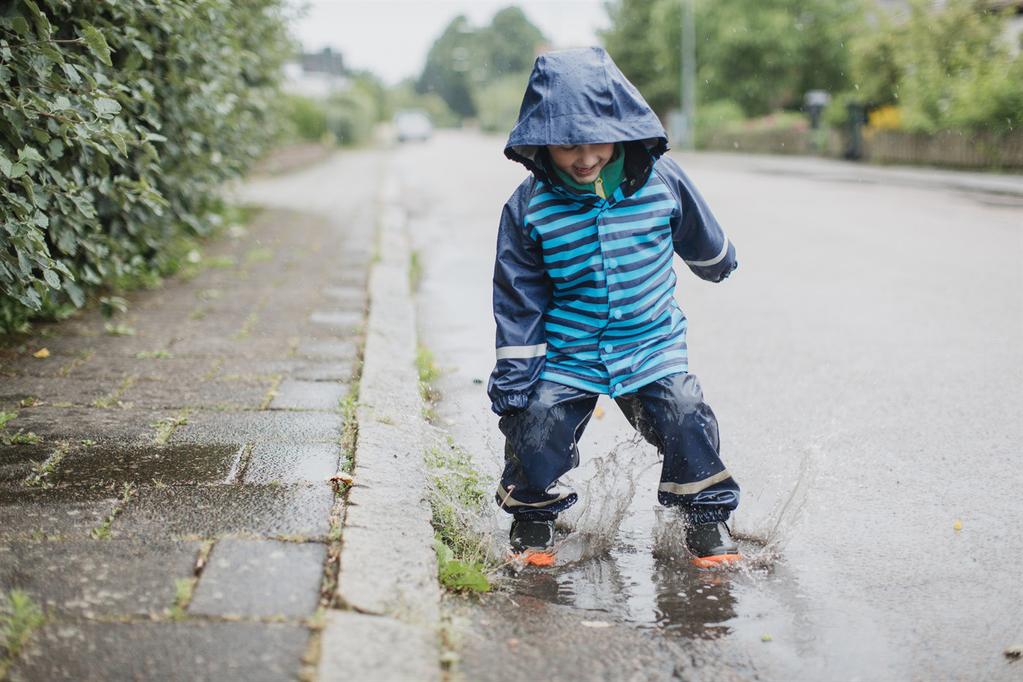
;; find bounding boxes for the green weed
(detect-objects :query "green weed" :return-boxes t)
[23,441,70,489]
[426,444,493,593]
[6,430,41,446]
[103,322,136,337]
[416,345,441,419]
[0,411,16,430]
[90,482,136,540]
[0,590,45,674]
[151,411,189,445]
[135,350,172,359]
[409,250,422,293]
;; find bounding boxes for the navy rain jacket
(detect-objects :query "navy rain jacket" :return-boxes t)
[488,47,736,416]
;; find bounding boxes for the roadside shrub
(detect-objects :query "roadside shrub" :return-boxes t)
[694,99,747,140]
[326,85,377,146]
[283,94,330,143]
[0,0,292,333]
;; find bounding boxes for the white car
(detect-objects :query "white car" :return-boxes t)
[394,109,433,142]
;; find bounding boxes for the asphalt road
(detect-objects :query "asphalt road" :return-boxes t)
[395,131,1023,681]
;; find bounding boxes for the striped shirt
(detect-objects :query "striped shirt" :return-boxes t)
[526,170,687,397]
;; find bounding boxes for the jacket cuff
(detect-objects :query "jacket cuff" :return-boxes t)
[491,392,530,416]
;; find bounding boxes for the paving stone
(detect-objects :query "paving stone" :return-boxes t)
[167,334,296,358]
[190,538,325,618]
[68,356,216,383]
[308,310,362,336]
[172,410,343,444]
[322,286,367,309]
[269,380,345,411]
[8,620,310,682]
[120,377,271,410]
[0,376,116,408]
[51,444,243,486]
[0,444,49,486]
[113,484,334,539]
[0,487,121,539]
[216,357,355,383]
[0,539,201,618]
[295,339,359,360]
[2,406,168,445]
[244,443,338,484]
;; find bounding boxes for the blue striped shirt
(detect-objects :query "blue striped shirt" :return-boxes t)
[526,173,687,397]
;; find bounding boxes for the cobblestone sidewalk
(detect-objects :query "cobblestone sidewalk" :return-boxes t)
[0,203,372,680]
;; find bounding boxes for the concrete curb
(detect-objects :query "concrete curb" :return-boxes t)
[318,174,441,681]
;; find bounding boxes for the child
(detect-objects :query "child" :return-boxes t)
[488,47,741,567]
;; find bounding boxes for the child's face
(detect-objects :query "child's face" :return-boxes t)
[548,143,614,184]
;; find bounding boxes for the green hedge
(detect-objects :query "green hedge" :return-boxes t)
[0,0,291,332]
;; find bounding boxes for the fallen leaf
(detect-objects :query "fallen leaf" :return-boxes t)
[953,519,963,531]
[33,348,50,359]
[581,620,612,628]
[507,638,519,648]
[593,405,605,419]
[761,634,773,642]
[330,473,354,485]
[1005,644,1023,659]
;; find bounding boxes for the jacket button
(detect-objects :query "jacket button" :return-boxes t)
[603,344,614,353]
[612,383,622,393]
[607,258,618,269]
[612,310,623,320]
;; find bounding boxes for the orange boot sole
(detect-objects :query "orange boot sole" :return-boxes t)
[510,550,557,567]
[690,553,742,568]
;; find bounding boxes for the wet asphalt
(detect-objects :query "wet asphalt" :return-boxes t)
[399,131,1023,681]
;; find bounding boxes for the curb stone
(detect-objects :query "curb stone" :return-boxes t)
[318,174,441,682]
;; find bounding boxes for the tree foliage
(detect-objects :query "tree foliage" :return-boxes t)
[850,0,1023,134]
[0,0,292,330]
[603,0,861,117]
[417,7,546,120]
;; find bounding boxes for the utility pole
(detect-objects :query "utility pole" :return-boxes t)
[680,0,696,150]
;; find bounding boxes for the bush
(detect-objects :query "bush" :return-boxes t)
[326,85,377,146]
[846,0,1022,135]
[0,0,292,333]
[283,95,329,143]
[694,99,747,139]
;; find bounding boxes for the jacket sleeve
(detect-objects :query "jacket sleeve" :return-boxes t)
[657,156,737,283]
[487,180,551,416]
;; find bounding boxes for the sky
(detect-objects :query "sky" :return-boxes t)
[290,0,610,84]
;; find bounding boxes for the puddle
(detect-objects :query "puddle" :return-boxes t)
[460,413,814,644]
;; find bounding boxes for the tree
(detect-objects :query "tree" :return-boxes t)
[417,8,546,120]
[602,0,862,117]
[417,15,478,118]
[480,7,546,77]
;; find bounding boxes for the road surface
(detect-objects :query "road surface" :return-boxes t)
[393,131,1022,681]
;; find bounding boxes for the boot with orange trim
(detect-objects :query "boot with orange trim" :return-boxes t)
[686,521,741,568]
[509,517,557,567]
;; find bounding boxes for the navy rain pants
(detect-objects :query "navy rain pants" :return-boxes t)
[496,373,739,524]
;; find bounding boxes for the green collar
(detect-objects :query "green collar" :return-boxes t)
[552,143,626,199]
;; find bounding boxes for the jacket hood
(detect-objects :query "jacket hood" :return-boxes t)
[505,47,668,181]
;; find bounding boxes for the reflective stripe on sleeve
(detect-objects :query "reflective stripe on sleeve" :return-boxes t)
[495,343,547,360]
[658,469,732,496]
[684,238,730,267]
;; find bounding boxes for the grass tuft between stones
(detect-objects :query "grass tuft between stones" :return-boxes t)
[426,443,494,594]
[0,589,45,676]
